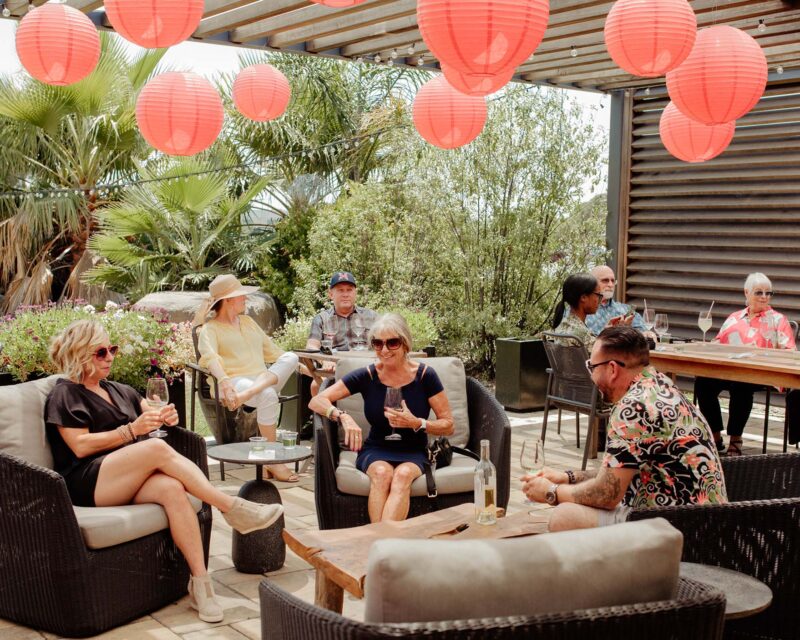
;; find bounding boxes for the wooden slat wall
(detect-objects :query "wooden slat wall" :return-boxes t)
[620,79,800,339]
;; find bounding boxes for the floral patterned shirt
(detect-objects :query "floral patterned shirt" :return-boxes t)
[553,312,595,351]
[603,366,727,508]
[716,306,796,349]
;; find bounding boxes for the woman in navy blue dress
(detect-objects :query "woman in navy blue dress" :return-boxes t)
[310,313,454,522]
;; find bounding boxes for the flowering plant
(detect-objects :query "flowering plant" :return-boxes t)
[0,301,191,392]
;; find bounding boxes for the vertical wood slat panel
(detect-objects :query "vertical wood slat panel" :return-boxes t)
[621,82,800,339]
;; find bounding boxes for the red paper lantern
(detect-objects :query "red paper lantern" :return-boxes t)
[667,25,767,125]
[418,0,549,78]
[413,76,487,149]
[604,0,696,77]
[15,3,100,86]
[442,64,514,97]
[105,0,204,48]
[233,64,291,122]
[659,101,735,163]
[309,0,367,6]
[136,72,223,156]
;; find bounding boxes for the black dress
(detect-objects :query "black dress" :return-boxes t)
[45,378,143,507]
[341,363,444,473]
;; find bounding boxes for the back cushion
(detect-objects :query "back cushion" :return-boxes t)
[0,375,62,469]
[364,518,683,623]
[335,356,469,447]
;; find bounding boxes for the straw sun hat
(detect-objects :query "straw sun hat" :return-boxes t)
[193,274,259,325]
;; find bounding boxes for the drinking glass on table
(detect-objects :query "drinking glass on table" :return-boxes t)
[351,315,367,350]
[384,386,403,441]
[654,313,669,340]
[321,315,338,354]
[764,314,779,349]
[642,309,656,333]
[145,377,169,439]
[698,311,713,342]
[520,439,545,515]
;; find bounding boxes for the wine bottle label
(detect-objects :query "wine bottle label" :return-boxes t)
[484,488,495,508]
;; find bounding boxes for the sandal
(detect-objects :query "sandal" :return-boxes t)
[265,465,300,483]
[726,439,743,457]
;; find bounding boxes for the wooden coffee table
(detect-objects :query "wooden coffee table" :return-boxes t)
[283,503,552,613]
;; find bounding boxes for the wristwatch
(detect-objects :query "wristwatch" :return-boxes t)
[414,418,427,432]
[545,483,560,506]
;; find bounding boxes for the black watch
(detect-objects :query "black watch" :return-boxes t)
[545,483,560,506]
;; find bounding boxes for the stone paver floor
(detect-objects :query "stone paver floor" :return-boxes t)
[1,404,794,639]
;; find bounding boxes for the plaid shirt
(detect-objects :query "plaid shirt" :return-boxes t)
[585,298,647,334]
[309,306,377,350]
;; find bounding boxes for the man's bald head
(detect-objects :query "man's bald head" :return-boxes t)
[592,266,616,299]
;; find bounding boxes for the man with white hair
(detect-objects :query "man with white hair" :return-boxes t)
[585,265,652,338]
[694,272,796,456]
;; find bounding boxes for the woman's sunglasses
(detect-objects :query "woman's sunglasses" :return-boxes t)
[94,345,119,359]
[371,337,403,351]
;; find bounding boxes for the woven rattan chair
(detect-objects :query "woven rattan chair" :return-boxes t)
[0,427,212,638]
[259,577,725,640]
[313,376,511,530]
[539,332,611,470]
[720,452,800,501]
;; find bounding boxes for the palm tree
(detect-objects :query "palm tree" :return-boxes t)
[0,34,165,312]
[85,154,270,300]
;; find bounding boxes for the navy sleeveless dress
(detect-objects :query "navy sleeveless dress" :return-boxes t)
[341,363,444,473]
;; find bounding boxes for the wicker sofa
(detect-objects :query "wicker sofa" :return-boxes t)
[628,453,800,640]
[314,357,511,529]
[0,376,212,638]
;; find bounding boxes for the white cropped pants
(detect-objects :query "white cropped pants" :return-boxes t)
[230,352,299,426]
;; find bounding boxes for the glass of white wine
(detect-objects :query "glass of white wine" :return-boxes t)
[520,439,545,515]
[384,387,403,441]
[642,309,656,333]
[145,377,169,439]
[654,313,669,340]
[321,315,338,353]
[698,311,712,342]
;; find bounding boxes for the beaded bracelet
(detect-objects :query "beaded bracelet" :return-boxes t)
[127,423,135,442]
[116,425,131,444]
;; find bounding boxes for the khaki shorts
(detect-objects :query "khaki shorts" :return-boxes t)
[597,505,632,527]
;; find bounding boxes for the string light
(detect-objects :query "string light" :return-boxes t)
[407,44,416,56]
[389,49,398,59]
[570,46,578,58]
[374,53,382,63]
[1,4,10,17]
[777,65,784,74]
[757,19,766,32]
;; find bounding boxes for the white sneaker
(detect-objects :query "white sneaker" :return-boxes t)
[222,498,284,534]
[188,575,224,623]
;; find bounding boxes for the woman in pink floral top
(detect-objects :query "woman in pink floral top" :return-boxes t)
[695,273,796,456]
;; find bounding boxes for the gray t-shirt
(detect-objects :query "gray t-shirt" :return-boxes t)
[309,306,377,350]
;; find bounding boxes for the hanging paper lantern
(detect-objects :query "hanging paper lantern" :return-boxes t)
[659,101,735,162]
[15,3,100,86]
[442,64,514,97]
[233,64,291,122]
[104,0,204,48]
[418,0,549,78]
[666,25,767,125]
[413,76,487,149]
[309,0,367,6]
[136,72,223,156]
[604,0,696,77]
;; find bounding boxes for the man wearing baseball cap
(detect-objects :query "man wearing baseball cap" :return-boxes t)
[305,271,377,394]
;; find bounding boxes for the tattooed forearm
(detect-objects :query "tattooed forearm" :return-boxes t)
[572,469,597,483]
[571,468,622,508]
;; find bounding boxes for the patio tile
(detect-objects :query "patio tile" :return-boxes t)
[229,618,261,640]
[181,627,249,640]
[58,618,180,640]
[0,623,46,639]
[150,582,259,636]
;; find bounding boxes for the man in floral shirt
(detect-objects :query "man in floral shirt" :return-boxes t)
[523,326,727,531]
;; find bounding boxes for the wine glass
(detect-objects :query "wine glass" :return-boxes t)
[654,313,669,340]
[351,315,366,351]
[764,314,779,349]
[698,311,713,343]
[384,387,403,441]
[520,439,545,515]
[321,315,338,353]
[642,309,656,333]
[145,377,169,439]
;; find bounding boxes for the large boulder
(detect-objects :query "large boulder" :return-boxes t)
[133,291,281,334]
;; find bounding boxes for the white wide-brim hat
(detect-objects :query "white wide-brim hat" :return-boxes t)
[193,274,259,325]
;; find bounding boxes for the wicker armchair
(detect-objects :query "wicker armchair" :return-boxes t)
[314,376,511,530]
[628,496,800,640]
[719,452,800,501]
[259,577,725,640]
[0,427,212,638]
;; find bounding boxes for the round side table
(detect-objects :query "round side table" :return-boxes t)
[208,442,312,574]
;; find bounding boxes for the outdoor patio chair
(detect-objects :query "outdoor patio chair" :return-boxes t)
[186,323,299,479]
[540,332,611,470]
[313,357,511,529]
[720,452,800,502]
[261,518,724,639]
[0,375,212,638]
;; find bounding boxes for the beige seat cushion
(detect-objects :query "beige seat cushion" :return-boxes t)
[335,357,469,447]
[364,518,682,624]
[0,375,62,469]
[335,450,476,497]
[73,495,204,549]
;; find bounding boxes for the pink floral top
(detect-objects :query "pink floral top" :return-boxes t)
[604,366,727,508]
[716,307,796,349]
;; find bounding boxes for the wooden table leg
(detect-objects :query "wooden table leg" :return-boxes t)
[314,569,344,613]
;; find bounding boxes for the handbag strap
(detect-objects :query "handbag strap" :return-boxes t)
[423,461,438,499]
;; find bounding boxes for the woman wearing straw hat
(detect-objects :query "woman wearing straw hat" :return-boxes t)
[194,274,301,482]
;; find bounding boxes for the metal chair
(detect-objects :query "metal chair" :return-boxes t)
[540,332,612,470]
[186,324,299,479]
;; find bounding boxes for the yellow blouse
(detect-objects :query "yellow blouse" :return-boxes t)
[197,316,285,378]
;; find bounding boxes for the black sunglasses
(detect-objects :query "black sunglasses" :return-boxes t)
[94,345,119,359]
[371,337,403,351]
[753,290,774,297]
[589,291,604,299]
[585,358,626,373]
